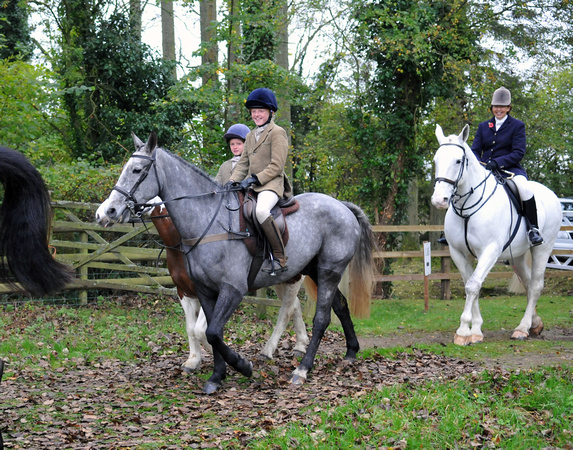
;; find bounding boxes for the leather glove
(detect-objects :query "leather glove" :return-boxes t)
[224,180,237,191]
[485,160,499,170]
[239,175,260,190]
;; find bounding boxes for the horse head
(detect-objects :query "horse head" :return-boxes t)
[96,196,163,227]
[431,124,473,209]
[100,132,160,225]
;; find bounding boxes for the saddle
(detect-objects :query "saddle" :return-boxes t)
[238,190,299,256]
[498,176,524,214]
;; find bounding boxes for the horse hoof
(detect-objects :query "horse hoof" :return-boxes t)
[292,350,305,358]
[181,365,200,373]
[239,360,253,377]
[530,322,544,336]
[258,353,272,361]
[511,330,529,340]
[453,334,471,346]
[290,374,306,386]
[203,381,221,395]
[470,335,483,345]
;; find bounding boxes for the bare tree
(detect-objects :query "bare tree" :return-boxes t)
[161,0,177,80]
[200,0,217,85]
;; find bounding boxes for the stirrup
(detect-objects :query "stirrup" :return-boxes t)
[528,228,544,247]
[261,256,287,276]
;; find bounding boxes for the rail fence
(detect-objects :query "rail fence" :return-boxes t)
[1,202,571,309]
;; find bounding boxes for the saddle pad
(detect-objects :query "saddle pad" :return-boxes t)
[238,191,299,256]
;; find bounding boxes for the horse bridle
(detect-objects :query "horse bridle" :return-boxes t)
[434,142,468,189]
[110,148,246,254]
[112,151,158,217]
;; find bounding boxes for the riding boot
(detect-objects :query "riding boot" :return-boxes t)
[523,197,544,246]
[260,215,288,274]
[437,232,448,245]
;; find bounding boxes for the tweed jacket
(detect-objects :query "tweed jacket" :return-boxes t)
[230,120,292,198]
[470,114,527,178]
[214,158,235,185]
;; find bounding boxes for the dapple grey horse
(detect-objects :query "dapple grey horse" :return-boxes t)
[96,198,310,371]
[100,132,374,394]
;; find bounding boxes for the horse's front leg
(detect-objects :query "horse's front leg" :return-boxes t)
[201,283,253,394]
[452,247,497,346]
[178,294,204,372]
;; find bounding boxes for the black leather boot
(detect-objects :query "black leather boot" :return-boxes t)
[260,216,288,275]
[437,232,448,245]
[523,197,544,246]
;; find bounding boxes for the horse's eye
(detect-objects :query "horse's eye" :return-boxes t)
[456,159,462,164]
[133,168,142,174]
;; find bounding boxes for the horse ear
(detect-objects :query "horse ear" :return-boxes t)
[435,124,445,143]
[460,124,470,143]
[132,132,145,150]
[146,132,158,153]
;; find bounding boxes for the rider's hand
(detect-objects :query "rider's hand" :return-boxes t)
[224,180,236,190]
[239,175,260,190]
[485,160,499,170]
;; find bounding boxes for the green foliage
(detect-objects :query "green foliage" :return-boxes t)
[0,0,32,60]
[0,60,68,160]
[38,160,121,203]
[351,0,480,223]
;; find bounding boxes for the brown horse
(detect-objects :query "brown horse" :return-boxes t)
[96,198,309,371]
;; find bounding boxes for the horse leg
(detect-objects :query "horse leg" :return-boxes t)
[194,307,211,351]
[179,294,204,372]
[201,283,253,394]
[453,248,498,346]
[290,269,341,385]
[260,278,309,359]
[331,288,360,359]
[512,249,547,339]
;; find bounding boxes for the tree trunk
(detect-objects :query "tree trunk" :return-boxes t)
[225,0,241,126]
[161,0,177,81]
[403,179,419,250]
[129,0,142,41]
[275,0,292,182]
[200,0,217,86]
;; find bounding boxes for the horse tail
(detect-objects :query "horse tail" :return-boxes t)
[341,201,375,319]
[0,147,74,296]
[303,276,317,303]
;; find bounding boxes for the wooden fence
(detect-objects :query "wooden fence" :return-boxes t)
[1,202,571,305]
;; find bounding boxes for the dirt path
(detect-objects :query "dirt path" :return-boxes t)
[357,326,573,371]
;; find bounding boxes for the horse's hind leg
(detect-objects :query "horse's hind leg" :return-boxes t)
[291,270,346,385]
[260,278,309,359]
[512,249,547,339]
[330,289,360,359]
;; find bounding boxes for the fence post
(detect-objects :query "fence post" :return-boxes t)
[79,231,88,305]
[440,256,451,300]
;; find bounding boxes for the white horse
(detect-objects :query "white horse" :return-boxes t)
[431,124,562,345]
[96,198,310,371]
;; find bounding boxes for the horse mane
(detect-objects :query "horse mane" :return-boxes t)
[157,146,223,188]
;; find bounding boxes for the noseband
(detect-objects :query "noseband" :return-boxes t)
[434,142,468,189]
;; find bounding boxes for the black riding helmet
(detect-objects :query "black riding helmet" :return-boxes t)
[245,88,278,112]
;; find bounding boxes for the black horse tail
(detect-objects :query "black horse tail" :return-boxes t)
[341,201,376,318]
[0,147,74,296]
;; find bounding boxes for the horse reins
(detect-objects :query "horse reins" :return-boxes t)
[435,142,520,258]
[111,148,248,255]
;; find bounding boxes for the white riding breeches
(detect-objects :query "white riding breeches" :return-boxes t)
[512,175,534,201]
[256,190,279,224]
